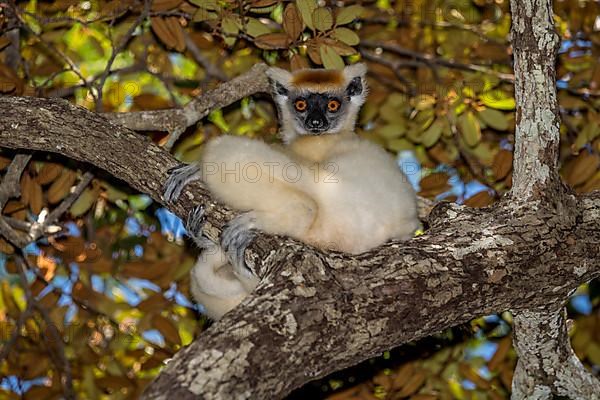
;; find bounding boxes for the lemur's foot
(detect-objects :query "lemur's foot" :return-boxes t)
[185,206,213,249]
[221,213,257,279]
[163,163,202,203]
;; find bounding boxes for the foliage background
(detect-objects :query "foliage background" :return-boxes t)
[0,0,599,398]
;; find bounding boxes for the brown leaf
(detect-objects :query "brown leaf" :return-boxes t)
[254,33,291,50]
[151,16,185,52]
[250,0,279,6]
[488,337,512,371]
[4,200,25,214]
[579,171,600,193]
[321,38,356,56]
[36,162,63,185]
[121,260,167,280]
[283,3,303,41]
[0,155,11,170]
[464,190,494,208]
[307,40,322,64]
[290,54,309,71]
[565,150,600,187]
[47,169,77,204]
[20,173,33,206]
[396,370,426,397]
[152,314,181,345]
[96,375,133,391]
[391,362,415,389]
[30,179,43,214]
[0,238,14,255]
[167,16,186,52]
[151,0,183,11]
[418,172,450,197]
[492,149,513,181]
[459,362,491,389]
[138,293,171,313]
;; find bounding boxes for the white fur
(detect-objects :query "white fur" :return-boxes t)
[189,64,418,320]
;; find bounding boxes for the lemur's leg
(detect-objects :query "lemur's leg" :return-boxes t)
[221,187,317,280]
[221,212,258,282]
[163,163,202,203]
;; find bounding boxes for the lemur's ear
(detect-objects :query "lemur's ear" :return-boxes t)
[343,63,367,97]
[266,67,292,97]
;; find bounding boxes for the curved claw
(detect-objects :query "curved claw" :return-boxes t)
[221,214,257,279]
[186,205,206,236]
[163,163,202,203]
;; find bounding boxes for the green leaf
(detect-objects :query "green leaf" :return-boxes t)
[376,123,406,139]
[477,108,509,131]
[192,8,218,22]
[458,111,481,147]
[573,123,600,151]
[312,7,333,31]
[296,0,318,30]
[70,188,98,217]
[128,194,153,211]
[104,183,128,202]
[332,27,359,45]
[335,5,364,25]
[221,16,240,36]
[319,45,344,69]
[245,17,271,37]
[421,119,444,147]
[188,0,218,9]
[386,138,414,152]
[480,89,515,110]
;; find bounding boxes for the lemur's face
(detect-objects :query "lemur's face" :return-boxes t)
[270,68,365,137]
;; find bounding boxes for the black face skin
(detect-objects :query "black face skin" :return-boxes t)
[292,93,346,134]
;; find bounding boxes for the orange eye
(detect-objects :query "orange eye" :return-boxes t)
[294,99,307,112]
[327,100,340,112]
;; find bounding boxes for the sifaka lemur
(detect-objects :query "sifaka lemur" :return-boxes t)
[163,63,418,320]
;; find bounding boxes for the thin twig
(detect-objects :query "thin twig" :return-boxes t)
[360,50,417,95]
[95,0,151,112]
[17,256,75,400]
[361,40,515,82]
[27,172,94,242]
[0,305,32,363]
[183,31,227,81]
[11,3,98,103]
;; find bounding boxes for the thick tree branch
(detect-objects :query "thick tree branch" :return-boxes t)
[0,95,599,399]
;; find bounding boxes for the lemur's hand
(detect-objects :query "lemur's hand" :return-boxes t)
[163,163,202,203]
[221,212,257,279]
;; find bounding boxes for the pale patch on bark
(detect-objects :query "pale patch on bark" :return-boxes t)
[511,308,600,400]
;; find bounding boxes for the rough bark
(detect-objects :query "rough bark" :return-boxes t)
[509,0,562,200]
[0,96,599,399]
[512,308,600,400]
[507,0,600,398]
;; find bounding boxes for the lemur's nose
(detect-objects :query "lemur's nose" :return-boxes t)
[308,119,324,128]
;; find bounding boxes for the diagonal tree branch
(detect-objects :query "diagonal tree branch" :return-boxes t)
[103,63,271,148]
